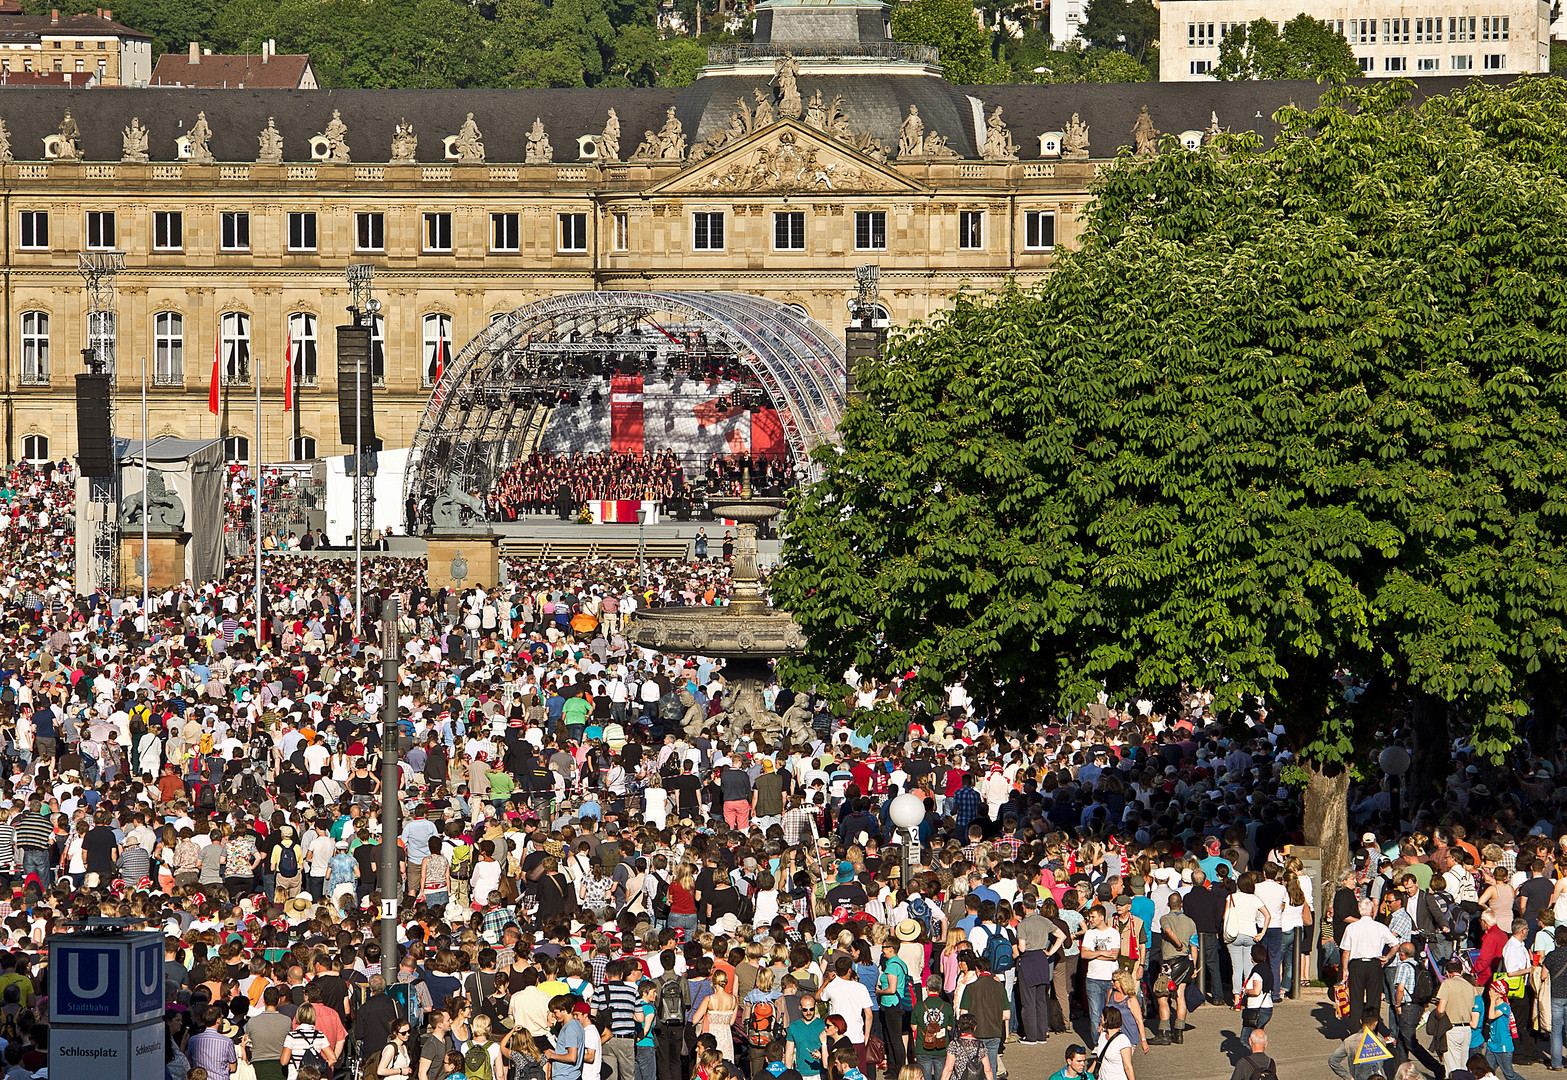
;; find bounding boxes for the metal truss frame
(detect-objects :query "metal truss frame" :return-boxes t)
[404,291,847,524]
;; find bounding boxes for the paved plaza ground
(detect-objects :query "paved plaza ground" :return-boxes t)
[994,986,1506,1079]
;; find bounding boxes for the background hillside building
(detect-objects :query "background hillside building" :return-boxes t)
[0,2,150,86]
[1160,0,1550,80]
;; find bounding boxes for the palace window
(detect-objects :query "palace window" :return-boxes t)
[370,314,386,385]
[86,210,114,249]
[153,211,182,251]
[287,211,316,252]
[958,211,983,250]
[19,311,48,386]
[692,212,724,251]
[153,311,183,386]
[491,213,519,252]
[774,211,805,251]
[558,213,588,252]
[1025,211,1056,250]
[855,211,887,251]
[423,313,452,387]
[221,211,250,251]
[288,312,318,387]
[221,311,251,384]
[424,212,452,253]
[19,211,47,250]
[356,213,384,252]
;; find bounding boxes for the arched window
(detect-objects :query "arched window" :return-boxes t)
[86,311,115,373]
[222,435,249,463]
[422,313,452,387]
[153,311,183,386]
[868,304,890,328]
[19,311,48,385]
[288,312,318,387]
[370,314,386,385]
[221,311,250,384]
[20,434,48,462]
[291,436,317,461]
[785,302,810,318]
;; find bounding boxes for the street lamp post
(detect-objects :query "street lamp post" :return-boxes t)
[1379,745,1411,834]
[889,792,926,891]
[637,508,647,587]
[380,597,400,965]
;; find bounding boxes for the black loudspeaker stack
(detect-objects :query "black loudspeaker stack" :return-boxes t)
[844,327,886,402]
[336,324,375,446]
[75,373,114,476]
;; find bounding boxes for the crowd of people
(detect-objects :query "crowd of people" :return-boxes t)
[491,453,690,520]
[0,457,1551,1080]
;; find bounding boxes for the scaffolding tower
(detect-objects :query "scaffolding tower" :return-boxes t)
[79,250,124,594]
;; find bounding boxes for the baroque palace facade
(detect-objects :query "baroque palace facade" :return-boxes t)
[0,11,1490,466]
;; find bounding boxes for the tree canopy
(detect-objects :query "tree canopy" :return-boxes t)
[772,78,1567,876]
[889,0,1013,85]
[31,0,740,88]
[1077,0,1158,62]
[1214,14,1360,81]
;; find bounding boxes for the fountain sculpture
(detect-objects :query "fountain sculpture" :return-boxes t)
[629,475,807,741]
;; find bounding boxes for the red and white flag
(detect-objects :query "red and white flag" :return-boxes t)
[610,374,644,453]
[282,326,293,413]
[208,332,221,415]
[430,337,450,388]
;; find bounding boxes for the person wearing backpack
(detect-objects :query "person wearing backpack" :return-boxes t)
[653,962,690,1080]
[741,967,783,1076]
[912,975,955,1080]
[462,1014,501,1080]
[876,939,912,1080]
[1227,1029,1276,1080]
[1389,941,1441,1073]
[271,824,305,901]
[281,1002,339,1080]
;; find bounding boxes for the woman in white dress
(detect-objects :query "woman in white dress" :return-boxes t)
[644,776,668,830]
[469,839,503,907]
[693,969,737,1062]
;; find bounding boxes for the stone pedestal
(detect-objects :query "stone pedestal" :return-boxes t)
[120,531,189,590]
[426,532,500,591]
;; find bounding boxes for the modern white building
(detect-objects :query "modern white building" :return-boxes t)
[1159,0,1550,81]
[1051,0,1086,48]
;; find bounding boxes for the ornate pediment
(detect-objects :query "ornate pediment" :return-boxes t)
[651,120,922,196]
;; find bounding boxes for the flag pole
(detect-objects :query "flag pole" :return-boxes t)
[254,331,263,644]
[141,350,148,623]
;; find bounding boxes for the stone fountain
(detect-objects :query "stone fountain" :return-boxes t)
[629,474,805,737]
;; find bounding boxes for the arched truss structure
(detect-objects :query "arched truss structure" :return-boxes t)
[405,291,847,520]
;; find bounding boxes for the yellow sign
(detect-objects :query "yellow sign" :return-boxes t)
[1350,1028,1393,1066]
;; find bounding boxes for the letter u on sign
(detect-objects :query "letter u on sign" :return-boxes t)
[50,942,125,1023]
[68,953,111,998]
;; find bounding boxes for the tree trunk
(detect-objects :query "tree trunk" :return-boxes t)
[1408,690,1449,808]
[1304,763,1352,893]
[1529,665,1563,758]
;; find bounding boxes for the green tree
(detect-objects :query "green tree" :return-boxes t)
[655,39,708,86]
[776,79,1567,882]
[890,0,1013,84]
[1013,38,1153,83]
[1084,49,1149,81]
[1214,14,1359,81]
[1077,0,1157,62]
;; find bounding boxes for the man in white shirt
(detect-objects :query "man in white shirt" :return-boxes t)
[1339,898,1398,1029]
[1081,905,1121,1031]
[818,957,873,1064]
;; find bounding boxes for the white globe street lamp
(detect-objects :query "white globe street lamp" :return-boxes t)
[890,793,926,889]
